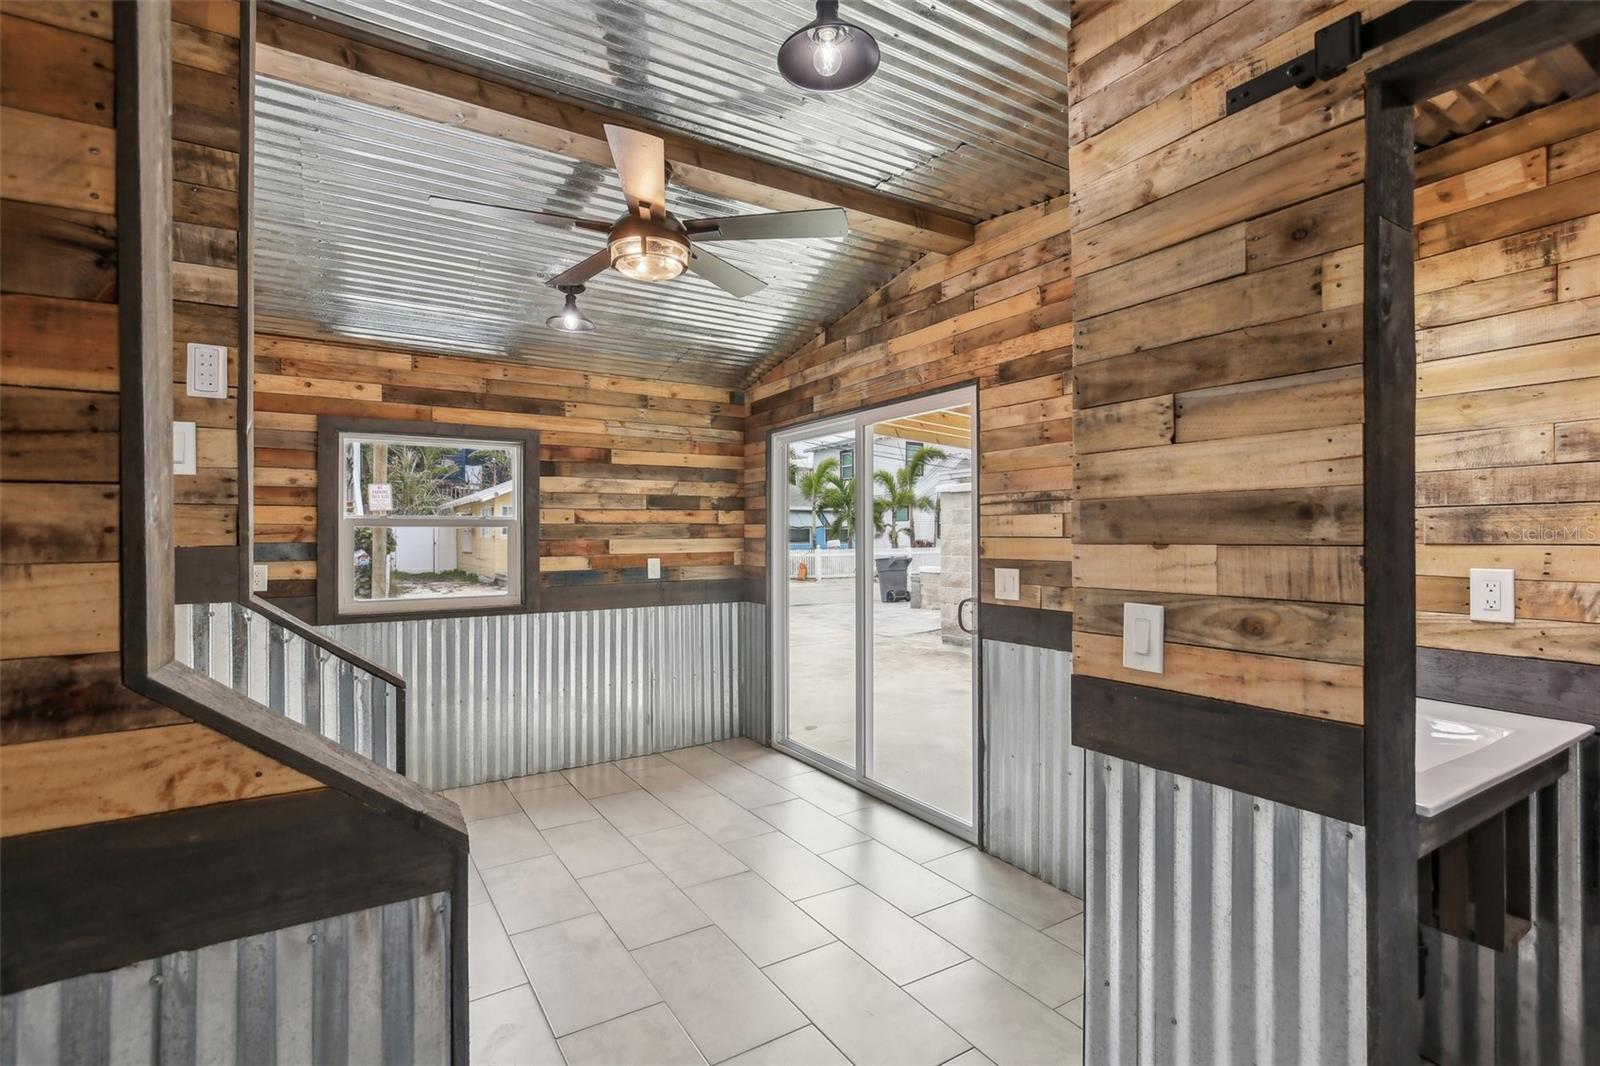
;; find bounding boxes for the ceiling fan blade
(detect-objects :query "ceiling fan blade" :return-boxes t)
[688,246,765,298]
[685,208,849,243]
[428,196,612,233]
[547,247,613,289]
[603,124,667,219]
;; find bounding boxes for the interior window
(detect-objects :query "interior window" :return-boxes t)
[329,428,532,618]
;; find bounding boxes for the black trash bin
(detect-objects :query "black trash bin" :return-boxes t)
[875,556,913,603]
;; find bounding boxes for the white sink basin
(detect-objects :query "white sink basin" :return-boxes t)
[1415,698,1593,818]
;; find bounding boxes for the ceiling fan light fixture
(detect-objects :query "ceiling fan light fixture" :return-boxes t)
[778,1,880,92]
[608,232,690,283]
[546,285,595,332]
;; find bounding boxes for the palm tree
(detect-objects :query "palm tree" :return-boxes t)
[821,475,889,547]
[873,446,949,548]
[794,457,840,546]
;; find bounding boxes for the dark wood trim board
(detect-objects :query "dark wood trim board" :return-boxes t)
[1070,675,1365,824]
[0,789,456,994]
[175,545,241,604]
[236,0,258,602]
[1418,648,1600,728]
[980,605,1071,652]
[314,416,541,626]
[1362,74,1420,1066]
[116,0,176,680]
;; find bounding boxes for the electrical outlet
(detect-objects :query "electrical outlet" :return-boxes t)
[1122,602,1165,673]
[994,567,1020,601]
[173,421,197,475]
[647,557,661,579]
[186,343,228,399]
[251,564,270,593]
[1470,567,1515,622]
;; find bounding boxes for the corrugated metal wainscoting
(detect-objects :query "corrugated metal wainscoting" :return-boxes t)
[982,640,1083,897]
[327,603,758,789]
[1086,752,1367,1066]
[1422,735,1598,1066]
[737,602,771,746]
[176,603,401,771]
[0,894,449,1066]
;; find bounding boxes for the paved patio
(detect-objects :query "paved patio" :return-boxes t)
[784,578,974,823]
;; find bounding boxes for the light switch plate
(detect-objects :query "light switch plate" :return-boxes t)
[251,564,270,593]
[647,557,661,579]
[994,567,1021,601]
[185,343,228,398]
[1122,602,1165,673]
[1470,567,1515,622]
[173,421,197,475]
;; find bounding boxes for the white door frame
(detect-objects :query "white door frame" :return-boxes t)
[768,385,980,844]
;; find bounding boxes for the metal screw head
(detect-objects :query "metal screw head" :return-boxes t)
[150,974,163,986]
[308,932,319,944]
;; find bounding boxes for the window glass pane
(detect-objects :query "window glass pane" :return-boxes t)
[343,438,517,518]
[350,525,513,604]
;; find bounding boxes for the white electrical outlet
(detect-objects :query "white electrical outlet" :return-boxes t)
[1122,602,1165,674]
[251,564,270,593]
[994,567,1021,601]
[1470,567,1515,622]
[647,557,662,579]
[173,421,197,475]
[186,343,228,398]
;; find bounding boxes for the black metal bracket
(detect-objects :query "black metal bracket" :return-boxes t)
[1225,1,1469,115]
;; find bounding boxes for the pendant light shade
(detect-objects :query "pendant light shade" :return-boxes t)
[778,1,881,92]
[546,285,595,332]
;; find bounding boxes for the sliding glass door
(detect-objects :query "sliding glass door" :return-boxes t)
[770,387,978,839]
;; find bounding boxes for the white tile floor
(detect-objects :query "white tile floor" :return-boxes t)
[451,738,1085,1066]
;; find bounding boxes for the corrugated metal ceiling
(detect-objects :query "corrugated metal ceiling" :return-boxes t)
[254,1,1072,386]
[273,0,1072,218]
[255,78,919,384]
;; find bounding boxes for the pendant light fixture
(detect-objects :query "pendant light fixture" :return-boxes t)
[777,1,881,92]
[546,285,595,333]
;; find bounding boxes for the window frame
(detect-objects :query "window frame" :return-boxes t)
[315,417,540,624]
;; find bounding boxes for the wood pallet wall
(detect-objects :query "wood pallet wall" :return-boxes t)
[742,197,1075,615]
[1064,0,1511,728]
[0,1,315,835]
[1411,97,1600,667]
[249,334,748,608]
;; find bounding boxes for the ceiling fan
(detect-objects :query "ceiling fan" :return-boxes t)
[429,124,849,307]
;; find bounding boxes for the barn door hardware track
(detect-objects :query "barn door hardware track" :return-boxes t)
[1225,1,1468,115]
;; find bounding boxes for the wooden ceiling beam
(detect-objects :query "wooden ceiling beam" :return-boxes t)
[254,12,974,256]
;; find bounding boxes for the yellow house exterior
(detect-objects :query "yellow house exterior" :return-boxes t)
[443,481,515,583]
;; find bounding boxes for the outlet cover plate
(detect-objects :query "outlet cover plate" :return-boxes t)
[647,557,661,579]
[173,421,197,475]
[186,343,228,398]
[251,564,270,593]
[994,567,1020,601]
[1470,567,1515,622]
[1122,602,1165,673]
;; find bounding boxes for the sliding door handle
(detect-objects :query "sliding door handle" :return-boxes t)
[957,597,977,635]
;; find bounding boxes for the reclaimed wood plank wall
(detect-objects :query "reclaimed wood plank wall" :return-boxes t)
[0,0,316,836]
[1412,97,1600,667]
[743,197,1075,615]
[1064,0,1510,728]
[168,0,245,550]
[250,334,748,609]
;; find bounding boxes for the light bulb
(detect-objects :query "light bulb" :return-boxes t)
[811,26,843,77]
[562,308,579,328]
